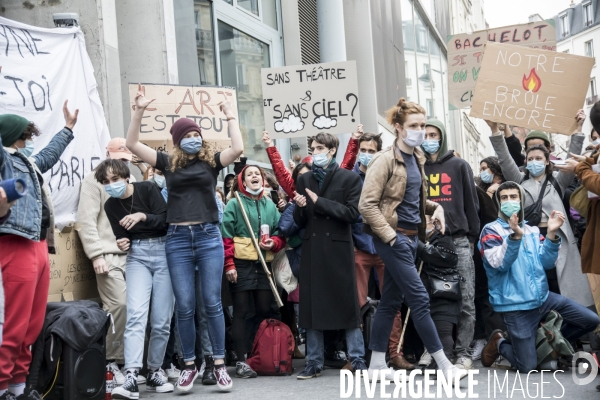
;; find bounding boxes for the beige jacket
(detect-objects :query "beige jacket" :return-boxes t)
[76,173,128,261]
[359,145,439,243]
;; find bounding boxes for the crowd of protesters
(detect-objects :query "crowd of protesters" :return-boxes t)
[1,88,600,398]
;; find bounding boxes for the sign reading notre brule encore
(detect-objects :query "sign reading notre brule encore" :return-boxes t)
[470,42,594,136]
[261,61,360,139]
[128,83,238,153]
[448,20,556,109]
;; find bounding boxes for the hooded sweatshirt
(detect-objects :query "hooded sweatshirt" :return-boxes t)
[423,119,480,242]
[478,182,561,312]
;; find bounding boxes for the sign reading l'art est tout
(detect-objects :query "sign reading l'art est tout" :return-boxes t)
[470,42,594,136]
[127,83,237,153]
[448,20,556,109]
[261,61,360,139]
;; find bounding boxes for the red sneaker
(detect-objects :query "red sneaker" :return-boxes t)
[214,365,233,391]
[176,366,199,392]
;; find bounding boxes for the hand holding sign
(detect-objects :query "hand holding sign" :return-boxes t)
[352,124,364,140]
[63,100,79,130]
[135,83,155,111]
[576,109,586,132]
[219,100,235,119]
[262,131,275,147]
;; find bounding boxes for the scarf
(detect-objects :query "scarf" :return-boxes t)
[311,157,337,188]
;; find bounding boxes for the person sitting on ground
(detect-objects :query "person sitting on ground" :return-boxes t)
[479,181,600,373]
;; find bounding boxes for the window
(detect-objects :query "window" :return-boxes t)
[560,14,569,37]
[426,99,435,118]
[584,2,593,26]
[586,40,594,58]
[591,78,597,98]
[237,0,259,16]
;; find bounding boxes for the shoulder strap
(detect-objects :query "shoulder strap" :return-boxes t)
[548,175,563,199]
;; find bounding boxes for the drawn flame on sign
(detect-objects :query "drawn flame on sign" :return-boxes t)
[522,68,542,92]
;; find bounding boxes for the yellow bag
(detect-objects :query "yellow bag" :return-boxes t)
[233,236,274,262]
[570,185,590,219]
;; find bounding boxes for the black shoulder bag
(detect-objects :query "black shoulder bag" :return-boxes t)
[523,176,550,226]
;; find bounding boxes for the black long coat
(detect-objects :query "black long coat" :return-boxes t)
[293,163,362,330]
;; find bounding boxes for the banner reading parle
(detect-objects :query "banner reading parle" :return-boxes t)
[261,61,360,139]
[470,42,594,136]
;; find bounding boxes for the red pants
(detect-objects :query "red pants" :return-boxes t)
[354,249,403,356]
[0,235,50,389]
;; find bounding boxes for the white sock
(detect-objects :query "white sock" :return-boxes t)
[431,349,453,372]
[368,351,388,370]
[8,383,25,396]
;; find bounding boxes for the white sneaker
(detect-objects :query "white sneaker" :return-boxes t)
[441,366,469,385]
[146,369,174,393]
[418,349,432,367]
[108,362,125,386]
[136,374,146,385]
[470,339,486,361]
[454,355,474,370]
[165,363,180,381]
[366,368,396,382]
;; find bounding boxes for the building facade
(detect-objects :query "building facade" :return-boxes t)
[1,0,453,172]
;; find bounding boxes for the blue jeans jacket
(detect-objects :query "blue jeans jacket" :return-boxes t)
[0,128,74,241]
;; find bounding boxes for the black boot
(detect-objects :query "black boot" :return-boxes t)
[202,355,217,385]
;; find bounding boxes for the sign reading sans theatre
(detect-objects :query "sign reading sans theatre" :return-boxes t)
[470,42,593,135]
[261,61,360,139]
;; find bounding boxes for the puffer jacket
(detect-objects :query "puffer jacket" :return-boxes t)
[359,145,440,243]
[478,183,561,313]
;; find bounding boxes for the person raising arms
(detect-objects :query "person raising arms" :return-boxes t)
[124,84,243,393]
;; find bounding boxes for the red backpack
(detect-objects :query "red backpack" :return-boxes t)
[246,319,295,376]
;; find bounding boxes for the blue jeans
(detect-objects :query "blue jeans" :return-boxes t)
[124,237,175,370]
[166,224,225,361]
[195,275,213,356]
[499,291,600,372]
[306,328,365,369]
[371,232,443,354]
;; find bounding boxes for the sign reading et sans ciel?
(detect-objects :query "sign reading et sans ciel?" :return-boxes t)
[261,61,360,139]
[470,42,594,136]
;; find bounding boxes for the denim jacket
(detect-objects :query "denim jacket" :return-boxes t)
[0,128,74,244]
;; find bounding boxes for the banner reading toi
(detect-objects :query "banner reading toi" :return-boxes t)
[261,61,360,139]
[448,20,556,109]
[470,42,594,136]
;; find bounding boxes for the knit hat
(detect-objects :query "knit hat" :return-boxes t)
[170,118,202,146]
[0,114,29,147]
[525,130,551,148]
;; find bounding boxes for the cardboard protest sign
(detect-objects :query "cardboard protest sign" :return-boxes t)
[128,84,237,153]
[261,61,360,139]
[470,42,594,136]
[448,20,556,109]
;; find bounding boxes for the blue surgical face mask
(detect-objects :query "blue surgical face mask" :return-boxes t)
[358,152,374,167]
[246,186,264,196]
[104,180,127,198]
[526,160,546,177]
[501,200,521,218]
[180,137,203,154]
[421,140,440,154]
[480,169,494,184]
[153,174,166,189]
[593,139,600,146]
[17,140,34,158]
[312,150,331,167]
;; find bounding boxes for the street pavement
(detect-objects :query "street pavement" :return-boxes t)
[142,346,600,399]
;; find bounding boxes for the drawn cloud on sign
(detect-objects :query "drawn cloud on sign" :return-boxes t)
[274,115,305,133]
[313,116,337,129]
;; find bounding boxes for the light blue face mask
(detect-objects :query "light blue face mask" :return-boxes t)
[421,140,440,154]
[153,174,166,189]
[180,137,203,154]
[480,169,494,184]
[594,139,600,146]
[17,140,34,158]
[501,200,521,218]
[104,180,127,198]
[312,151,331,167]
[526,160,546,177]
[358,152,374,167]
[246,186,264,196]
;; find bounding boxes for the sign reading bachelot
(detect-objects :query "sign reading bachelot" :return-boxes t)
[261,61,360,139]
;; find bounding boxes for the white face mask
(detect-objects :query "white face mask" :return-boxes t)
[401,129,426,148]
[246,186,264,196]
[153,174,166,189]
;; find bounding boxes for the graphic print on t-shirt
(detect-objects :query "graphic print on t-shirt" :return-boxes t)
[428,172,452,201]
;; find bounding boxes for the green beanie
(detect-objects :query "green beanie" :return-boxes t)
[525,130,551,148]
[0,114,29,147]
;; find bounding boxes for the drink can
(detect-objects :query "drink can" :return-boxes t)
[260,224,270,243]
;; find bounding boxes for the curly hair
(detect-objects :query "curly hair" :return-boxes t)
[21,122,41,140]
[168,140,217,171]
[386,98,426,132]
